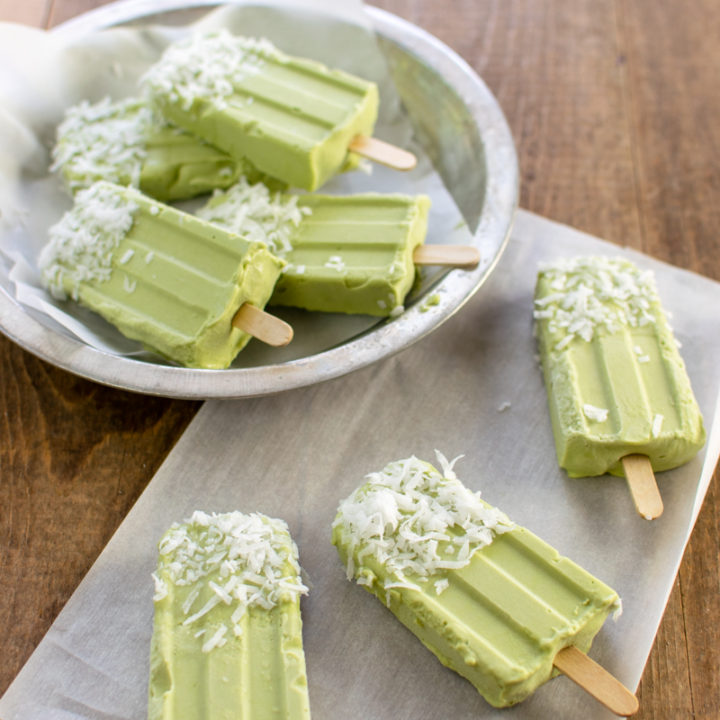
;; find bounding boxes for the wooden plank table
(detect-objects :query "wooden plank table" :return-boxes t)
[1,1,718,717]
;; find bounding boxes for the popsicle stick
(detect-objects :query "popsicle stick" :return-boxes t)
[348,136,417,170]
[231,304,293,347]
[412,244,481,268]
[553,646,639,717]
[621,454,664,520]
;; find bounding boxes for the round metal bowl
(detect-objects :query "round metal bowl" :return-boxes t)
[0,0,518,399]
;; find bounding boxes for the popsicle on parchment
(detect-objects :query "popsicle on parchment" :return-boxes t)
[51,96,282,201]
[197,180,437,317]
[39,181,289,368]
[332,453,637,715]
[534,256,706,519]
[149,510,311,720]
[140,31,413,191]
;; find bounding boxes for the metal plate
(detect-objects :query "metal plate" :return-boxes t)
[0,0,518,399]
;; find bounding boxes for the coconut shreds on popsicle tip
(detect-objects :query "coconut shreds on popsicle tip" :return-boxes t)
[332,452,638,715]
[38,181,291,368]
[148,511,311,719]
[533,256,706,519]
[51,95,283,201]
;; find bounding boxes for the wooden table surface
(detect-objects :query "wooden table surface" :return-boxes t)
[1,1,718,717]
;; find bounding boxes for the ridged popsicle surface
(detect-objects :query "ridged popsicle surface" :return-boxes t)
[149,511,311,720]
[534,256,705,477]
[332,456,620,708]
[142,32,378,190]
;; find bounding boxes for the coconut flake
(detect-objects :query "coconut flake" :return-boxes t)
[196,177,310,256]
[325,255,346,272]
[333,452,514,595]
[583,404,609,422]
[652,413,664,437]
[201,625,228,653]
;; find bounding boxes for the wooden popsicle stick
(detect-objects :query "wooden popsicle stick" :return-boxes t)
[621,454,664,520]
[553,646,639,717]
[231,303,293,347]
[413,244,481,268]
[348,135,417,171]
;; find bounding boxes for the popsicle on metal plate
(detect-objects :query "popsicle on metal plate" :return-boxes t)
[39,181,290,368]
[51,96,284,201]
[140,31,413,191]
[198,179,478,317]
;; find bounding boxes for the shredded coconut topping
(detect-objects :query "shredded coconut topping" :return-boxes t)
[333,452,514,595]
[39,182,138,300]
[196,177,310,255]
[154,510,307,651]
[51,97,154,193]
[140,31,284,112]
[534,256,659,350]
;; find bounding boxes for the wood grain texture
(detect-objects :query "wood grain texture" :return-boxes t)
[0,0,48,27]
[0,1,718,718]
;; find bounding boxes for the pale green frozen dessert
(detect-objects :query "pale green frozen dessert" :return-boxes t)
[51,96,282,201]
[197,179,430,316]
[534,256,706,477]
[39,181,284,368]
[141,31,378,191]
[149,511,311,720]
[332,453,621,709]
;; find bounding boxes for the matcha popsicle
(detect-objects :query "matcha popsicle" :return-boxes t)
[39,181,289,368]
[149,510,311,720]
[534,256,706,518]
[140,31,386,191]
[51,96,283,201]
[332,453,637,715]
[197,180,432,316]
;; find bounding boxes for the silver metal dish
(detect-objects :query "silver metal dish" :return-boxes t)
[0,0,518,399]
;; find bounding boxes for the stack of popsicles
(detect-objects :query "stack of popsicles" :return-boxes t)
[43,30,480,368]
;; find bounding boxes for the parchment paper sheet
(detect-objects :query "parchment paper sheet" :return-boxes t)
[0,1,473,366]
[2,209,719,720]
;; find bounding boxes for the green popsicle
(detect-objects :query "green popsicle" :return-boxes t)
[197,179,430,317]
[332,454,628,710]
[533,256,706,479]
[149,511,310,720]
[141,31,379,191]
[39,181,286,368]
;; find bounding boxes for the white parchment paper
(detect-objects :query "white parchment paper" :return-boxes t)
[0,1,473,366]
[2,209,719,720]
